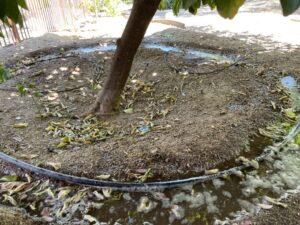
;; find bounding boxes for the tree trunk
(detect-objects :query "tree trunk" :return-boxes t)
[8,19,21,43]
[89,0,161,116]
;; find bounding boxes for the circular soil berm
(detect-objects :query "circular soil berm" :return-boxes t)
[0,30,286,181]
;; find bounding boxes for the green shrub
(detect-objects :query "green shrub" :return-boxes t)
[81,0,123,16]
[0,64,9,84]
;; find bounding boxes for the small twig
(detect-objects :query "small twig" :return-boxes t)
[21,54,77,67]
[53,84,87,93]
[180,77,186,96]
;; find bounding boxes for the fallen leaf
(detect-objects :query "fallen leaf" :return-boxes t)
[25,174,32,183]
[0,175,18,182]
[89,202,104,210]
[257,203,273,209]
[13,122,28,128]
[205,169,219,175]
[96,174,111,180]
[93,191,104,200]
[123,108,134,114]
[18,154,38,160]
[264,196,288,208]
[3,194,17,206]
[83,215,100,225]
[102,188,112,198]
[57,188,72,199]
[29,202,36,211]
[271,101,276,110]
[57,142,68,148]
[9,182,30,195]
[46,162,61,171]
[285,108,296,120]
[138,169,153,183]
[34,188,55,199]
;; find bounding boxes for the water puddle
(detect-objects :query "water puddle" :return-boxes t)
[281,76,297,89]
[67,42,234,64]
[73,44,117,54]
[281,75,300,111]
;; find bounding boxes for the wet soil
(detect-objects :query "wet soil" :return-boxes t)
[0,29,297,182]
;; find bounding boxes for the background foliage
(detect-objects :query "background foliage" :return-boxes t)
[159,0,300,17]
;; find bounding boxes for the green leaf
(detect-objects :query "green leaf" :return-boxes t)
[0,0,26,26]
[202,0,216,9]
[280,0,300,16]
[182,0,196,9]
[215,0,245,19]
[0,1,7,20]
[159,0,168,10]
[285,108,297,119]
[172,0,182,16]
[295,134,300,145]
[0,175,18,182]
[16,83,28,95]
[189,0,201,14]
[6,0,22,24]
[17,0,28,10]
[33,91,44,97]
[0,64,9,83]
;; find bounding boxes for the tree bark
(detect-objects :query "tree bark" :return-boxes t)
[8,19,21,43]
[89,0,161,116]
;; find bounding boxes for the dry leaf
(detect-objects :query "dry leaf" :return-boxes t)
[18,154,38,160]
[257,203,273,209]
[13,122,28,128]
[102,188,112,198]
[205,169,219,175]
[123,108,134,114]
[271,101,276,110]
[83,215,100,225]
[57,188,72,199]
[96,174,111,180]
[264,196,288,208]
[46,162,62,171]
[3,194,17,206]
[93,191,104,200]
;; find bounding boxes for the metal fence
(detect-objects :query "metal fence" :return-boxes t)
[0,0,99,47]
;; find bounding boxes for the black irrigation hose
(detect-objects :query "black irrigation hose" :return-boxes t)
[1,121,300,192]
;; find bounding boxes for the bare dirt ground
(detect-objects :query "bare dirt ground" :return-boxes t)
[1,28,296,182]
[252,194,300,225]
